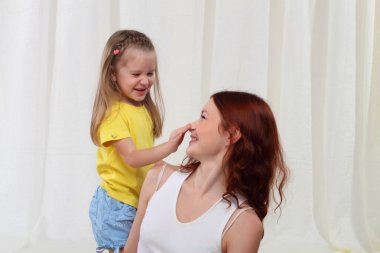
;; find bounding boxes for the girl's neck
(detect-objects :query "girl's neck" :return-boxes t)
[120,97,144,107]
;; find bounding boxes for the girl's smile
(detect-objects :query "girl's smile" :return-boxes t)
[112,47,156,104]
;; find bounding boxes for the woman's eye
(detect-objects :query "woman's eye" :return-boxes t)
[132,73,139,77]
[147,72,154,77]
[200,114,206,119]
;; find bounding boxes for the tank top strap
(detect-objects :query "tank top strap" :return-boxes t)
[221,206,253,238]
[155,164,167,191]
[151,169,190,203]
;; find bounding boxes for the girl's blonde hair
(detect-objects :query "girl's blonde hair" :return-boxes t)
[90,30,164,146]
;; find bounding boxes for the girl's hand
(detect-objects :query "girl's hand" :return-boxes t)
[167,123,191,152]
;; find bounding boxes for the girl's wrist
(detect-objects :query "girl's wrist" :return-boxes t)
[166,141,177,154]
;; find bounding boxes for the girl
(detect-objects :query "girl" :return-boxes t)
[124,91,289,253]
[89,30,189,253]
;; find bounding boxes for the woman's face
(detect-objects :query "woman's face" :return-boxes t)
[187,98,230,160]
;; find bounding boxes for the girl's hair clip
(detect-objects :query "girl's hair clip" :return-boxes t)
[113,49,120,55]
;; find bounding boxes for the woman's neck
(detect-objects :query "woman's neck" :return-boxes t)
[187,161,226,197]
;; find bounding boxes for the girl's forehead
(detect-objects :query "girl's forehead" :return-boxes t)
[123,47,155,58]
[118,47,156,67]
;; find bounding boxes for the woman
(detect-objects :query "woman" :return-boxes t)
[123,90,289,253]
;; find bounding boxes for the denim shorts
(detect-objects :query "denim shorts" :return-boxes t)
[89,186,137,253]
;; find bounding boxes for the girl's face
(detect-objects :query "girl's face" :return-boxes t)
[187,98,230,160]
[112,47,156,104]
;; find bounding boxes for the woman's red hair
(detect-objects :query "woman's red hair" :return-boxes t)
[182,91,289,220]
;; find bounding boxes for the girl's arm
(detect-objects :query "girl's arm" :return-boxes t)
[222,210,263,253]
[113,124,190,168]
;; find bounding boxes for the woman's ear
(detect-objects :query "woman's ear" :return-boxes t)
[229,128,241,144]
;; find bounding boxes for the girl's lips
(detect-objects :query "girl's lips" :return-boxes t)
[134,88,147,96]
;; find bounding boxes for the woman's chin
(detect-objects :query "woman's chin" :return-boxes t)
[186,147,196,158]
[185,148,192,157]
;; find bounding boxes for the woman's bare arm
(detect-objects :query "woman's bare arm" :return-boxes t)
[122,166,160,253]
[222,209,263,253]
[122,164,177,253]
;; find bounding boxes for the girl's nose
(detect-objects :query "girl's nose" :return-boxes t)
[140,76,149,85]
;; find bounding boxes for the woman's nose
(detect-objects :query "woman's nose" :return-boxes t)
[189,121,197,131]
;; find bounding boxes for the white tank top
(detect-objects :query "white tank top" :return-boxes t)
[137,170,241,253]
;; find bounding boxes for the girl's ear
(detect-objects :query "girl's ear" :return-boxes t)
[110,66,117,81]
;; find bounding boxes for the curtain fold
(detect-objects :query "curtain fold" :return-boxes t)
[354,0,380,251]
[0,0,378,252]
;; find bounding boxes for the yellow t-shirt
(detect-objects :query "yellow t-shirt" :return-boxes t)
[97,101,154,208]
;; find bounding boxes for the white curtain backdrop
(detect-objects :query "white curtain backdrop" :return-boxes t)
[0,0,379,252]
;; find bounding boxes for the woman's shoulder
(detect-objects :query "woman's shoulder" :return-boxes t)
[145,162,181,191]
[223,208,263,252]
[147,162,179,177]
